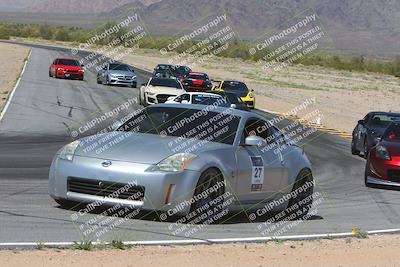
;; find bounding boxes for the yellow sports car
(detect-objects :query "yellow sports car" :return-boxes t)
[212,80,255,109]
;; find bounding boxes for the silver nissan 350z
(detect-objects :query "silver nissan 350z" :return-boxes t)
[49,104,314,219]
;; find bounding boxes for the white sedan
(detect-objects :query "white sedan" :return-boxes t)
[139,78,185,106]
[165,92,230,107]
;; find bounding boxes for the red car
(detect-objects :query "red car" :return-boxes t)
[182,72,213,92]
[365,121,400,188]
[49,58,84,80]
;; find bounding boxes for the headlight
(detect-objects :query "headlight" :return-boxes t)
[57,68,65,71]
[59,140,80,161]
[248,92,254,98]
[376,145,391,161]
[110,74,118,77]
[148,153,197,172]
[79,69,85,72]
[147,91,155,96]
[132,76,137,80]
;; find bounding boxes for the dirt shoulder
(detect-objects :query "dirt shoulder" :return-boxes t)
[0,42,30,110]
[2,234,400,267]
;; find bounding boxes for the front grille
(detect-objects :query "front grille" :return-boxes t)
[388,170,400,183]
[68,177,145,201]
[157,94,174,103]
[64,74,81,79]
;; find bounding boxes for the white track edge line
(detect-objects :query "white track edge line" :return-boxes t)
[0,228,399,247]
[0,48,32,123]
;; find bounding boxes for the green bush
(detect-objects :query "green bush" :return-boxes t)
[0,22,399,78]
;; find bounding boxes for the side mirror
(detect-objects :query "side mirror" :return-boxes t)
[244,135,266,147]
[81,64,84,67]
[358,120,365,125]
[230,104,237,109]
[141,83,147,86]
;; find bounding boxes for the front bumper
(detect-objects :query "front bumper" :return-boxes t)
[241,99,255,108]
[146,93,177,104]
[109,77,137,87]
[367,158,400,187]
[49,155,201,216]
[56,71,84,79]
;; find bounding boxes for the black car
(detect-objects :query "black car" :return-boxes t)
[352,111,400,158]
[206,90,249,111]
[153,64,174,78]
[170,65,192,80]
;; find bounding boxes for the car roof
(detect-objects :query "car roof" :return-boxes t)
[182,92,221,96]
[55,57,79,61]
[223,80,246,84]
[151,103,258,119]
[369,111,400,116]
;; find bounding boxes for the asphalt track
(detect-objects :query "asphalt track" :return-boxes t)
[0,43,399,244]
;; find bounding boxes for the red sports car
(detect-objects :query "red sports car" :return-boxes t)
[49,58,84,80]
[182,72,213,92]
[365,121,400,188]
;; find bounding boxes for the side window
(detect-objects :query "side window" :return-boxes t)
[363,114,370,124]
[270,126,288,145]
[242,118,269,142]
[182,94,190,102]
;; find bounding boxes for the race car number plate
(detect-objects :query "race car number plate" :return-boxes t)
[250,156,264,191]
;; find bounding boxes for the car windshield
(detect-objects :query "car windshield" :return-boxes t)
[109,64,131,71]
[369,114,400,127]
[156,64,172,70]
[192,94,224,105]
[174,66,191,75]
[57,59,79,66]
[221,81,248,92]
[119,107,240,145]
[224,92,242,104]
[383,123,400,139]
[149,78,182,88]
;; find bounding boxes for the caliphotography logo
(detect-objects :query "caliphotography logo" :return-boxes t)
[0,0,399,267]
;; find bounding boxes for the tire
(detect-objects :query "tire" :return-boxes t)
[139,89,144,105]
[364,158,372,187]
[49,70,52,77]
[54,199,79,209]
[103,76,109,85]
[286,169,314,220]
[97,75,102,84]
[351,137,360,155]
[363,139,369,159]
[189,168,225,223]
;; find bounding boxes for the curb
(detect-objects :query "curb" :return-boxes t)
[259,108,352,140]
[0,228,399,249]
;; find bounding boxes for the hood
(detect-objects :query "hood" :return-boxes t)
[108,70,135,76]
[380,139,400,157]
[226,90,248,97]
[75,132,230,164]
[57,64,82,71]
[146,86,184,95]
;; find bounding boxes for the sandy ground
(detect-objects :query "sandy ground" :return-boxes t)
[10,37,400,133]
[1,234,400,267]
[121,51,400,133]
[0,42,30,110]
